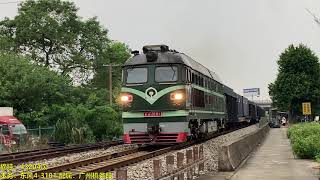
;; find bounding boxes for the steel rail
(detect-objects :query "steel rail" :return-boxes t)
[0,140,123,164]
[5,124,254,180]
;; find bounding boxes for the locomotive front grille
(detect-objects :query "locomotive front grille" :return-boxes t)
[128,133,180,144]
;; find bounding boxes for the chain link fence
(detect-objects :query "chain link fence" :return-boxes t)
[27,126,55,140]
[26,126,55,148]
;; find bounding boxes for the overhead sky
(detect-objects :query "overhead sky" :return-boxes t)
[1,0,320,99]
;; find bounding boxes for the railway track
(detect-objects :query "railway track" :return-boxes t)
[0,140,123,165]
[9,146,171,180]
[6,124,254,180]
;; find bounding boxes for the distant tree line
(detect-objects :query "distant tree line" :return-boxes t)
[0,0,130,143]
[269,44,320,122]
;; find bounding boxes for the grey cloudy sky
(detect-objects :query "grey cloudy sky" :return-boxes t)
[1,0,320,99]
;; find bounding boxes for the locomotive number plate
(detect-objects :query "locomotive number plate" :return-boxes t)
[144,112,162,117]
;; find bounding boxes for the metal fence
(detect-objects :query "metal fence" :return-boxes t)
[26,126,55,148]
[27,126,55,139]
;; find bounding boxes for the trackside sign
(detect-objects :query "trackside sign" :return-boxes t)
[302,102,311,115]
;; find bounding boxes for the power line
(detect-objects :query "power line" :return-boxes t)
[306,8,320,25]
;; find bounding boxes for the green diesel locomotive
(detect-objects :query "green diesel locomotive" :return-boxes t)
[120,45,229,144]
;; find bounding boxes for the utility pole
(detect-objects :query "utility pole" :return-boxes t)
[103,64,121,106]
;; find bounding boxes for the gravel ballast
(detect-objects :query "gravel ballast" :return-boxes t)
[9,144,138,174]
[114,124,260,180]
[8,124,259,179]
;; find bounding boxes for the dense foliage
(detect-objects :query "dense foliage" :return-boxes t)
[0,0,130,84]
[90,41,130,101]
[269,44,320,116]
[0,53,124,143]
[288,122,320,159]
[0,53,71,126]
[0,0,130,144]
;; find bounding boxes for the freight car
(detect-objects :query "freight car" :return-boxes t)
[120,45,265,145]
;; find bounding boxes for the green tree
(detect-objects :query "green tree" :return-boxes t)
[52,104,96,144]
[81,88,123,140]
[269,44,320,119]
[90,41,130,103]
[0,53,73,126]
[87,106,122,141]
[0,53,123,142]
[0,0,128,144]
[91,41,130,89]
[0,0,110,83]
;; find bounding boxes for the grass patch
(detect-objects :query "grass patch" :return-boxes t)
[288,122,320,159]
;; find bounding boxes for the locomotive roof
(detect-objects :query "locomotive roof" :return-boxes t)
[223,85,238,98]
[124,46,223,83]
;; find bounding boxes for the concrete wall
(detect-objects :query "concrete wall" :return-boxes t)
[218,125,269,171]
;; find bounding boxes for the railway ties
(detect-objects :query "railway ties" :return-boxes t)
[9,147,158,180]
[0,140,123,164]
[2,124,254,180]
[70,151,149,179]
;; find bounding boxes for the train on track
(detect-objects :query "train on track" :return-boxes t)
[120,45,265,145]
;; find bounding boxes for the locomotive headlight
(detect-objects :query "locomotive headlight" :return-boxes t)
[170,92,184,101]
[121,94,133,102]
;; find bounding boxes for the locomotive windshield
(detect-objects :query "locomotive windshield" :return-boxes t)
[155,66,178,82]
[126,67,148,84]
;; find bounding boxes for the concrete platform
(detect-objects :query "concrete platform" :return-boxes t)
[198,128,319,180]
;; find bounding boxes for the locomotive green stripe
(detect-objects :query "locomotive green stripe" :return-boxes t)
[122,110,225,118]
[191,85,225,98]
[121,85,185,105]
[121,85,224,105]
[191,110,225,114]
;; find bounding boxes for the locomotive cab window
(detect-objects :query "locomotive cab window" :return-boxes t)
[192,73,195,83]
[186,68,192,83]
[126,67,148,84]
[155,66,178,82]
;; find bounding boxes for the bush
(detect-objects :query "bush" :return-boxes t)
[86,106,121,141]
[52,103,122,144]
[52,104,95,144]
[288,122,320,159]
[0,53,123,145]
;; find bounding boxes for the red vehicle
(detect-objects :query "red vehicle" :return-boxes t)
[0,108,28,148]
